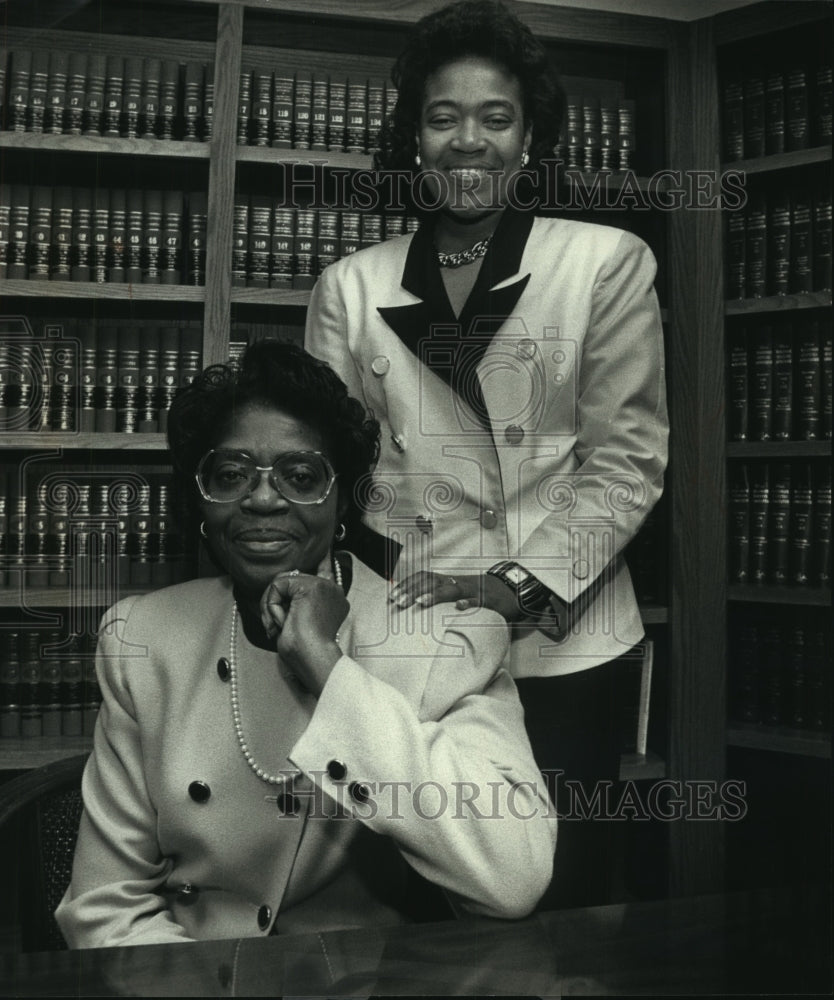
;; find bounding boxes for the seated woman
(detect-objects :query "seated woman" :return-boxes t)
[56,340,556,948]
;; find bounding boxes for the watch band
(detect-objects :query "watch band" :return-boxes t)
[486,560,552,617]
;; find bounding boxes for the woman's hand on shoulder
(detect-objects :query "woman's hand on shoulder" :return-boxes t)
[389,571,523,623]
[260,554,349,696]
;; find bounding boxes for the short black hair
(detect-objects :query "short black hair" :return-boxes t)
[375,0,565,176]
[167,339,380,533]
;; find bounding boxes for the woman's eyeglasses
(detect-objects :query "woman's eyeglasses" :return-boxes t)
[196,449,337,505]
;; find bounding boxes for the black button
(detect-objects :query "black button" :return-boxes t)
[257,904,272,930]
[349,781,371,805]
[217,657,230,681]
[275,791,300,816]
[218,964,232,988]
[188,780,211,803]
[327,759,347,781]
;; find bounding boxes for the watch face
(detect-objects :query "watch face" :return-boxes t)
[505,566,527,585]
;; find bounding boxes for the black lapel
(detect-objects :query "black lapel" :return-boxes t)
[376,210,535,426]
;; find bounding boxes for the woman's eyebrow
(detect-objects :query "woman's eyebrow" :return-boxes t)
[423,98,517,113]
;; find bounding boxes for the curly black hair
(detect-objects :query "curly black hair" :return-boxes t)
[167,339,380,534]
[375,0,565,177]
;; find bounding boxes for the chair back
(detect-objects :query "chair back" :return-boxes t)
[0,754,89,951]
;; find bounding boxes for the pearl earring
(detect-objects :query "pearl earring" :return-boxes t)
[521,151,530,167]
[200,522,208,539]
[415,152,422,167]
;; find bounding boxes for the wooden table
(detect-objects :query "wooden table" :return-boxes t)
[1,884,830,996]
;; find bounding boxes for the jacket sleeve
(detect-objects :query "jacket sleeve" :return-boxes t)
[288,607,557,920]
[519,230,669,606]
[54,600,194,949]
[305,263,369,410]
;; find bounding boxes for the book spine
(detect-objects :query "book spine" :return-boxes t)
[0,633,21,738]
[28,50,49,134]
[142,189,162,284]
[9,50,32,133]
[366,77,385,156]
[51,328,76,432]
[327,78,346,152]
[360,213,382,249]
[156,327,179,434]
[0,470,7,588]
[294,208,316,290]
[61,654,83,737]
[0,183,10,279]
[617,99,636,171]
[125,189,144,284]
[183,62,203,141]
[41,641,63,737]
[317,210,339,275]
[822,324,832,440]
[252,69,272,147]
[339,210,361,258]
[71,187,92,282]
[116,327,140,432]
[599,99,617,170]
[796,320,821,440]
[814,62,833,146]
[9,183,30,280]
[29,185,52,281]
[66,52,86,135]
[767,189,791,296]
[311,74,329,151]
[767,462,791,584]
[95,325,118,432]
[112,483,131,586]
[79,325,97,432]
[565,94,581,169]
[26,485,50,587]
[142,57,161,139]
[785,65,810,151]
[7,483,27,586]
[582,96,602,172]
[187,192,207,285]
[749,462,770,584]
[203,63,214,140]
[35,335,54,431]
[813,182,832,291]
[271,73,293,149]
[772,323,793,440]
[269,206,294,289]
[247,195,271,287]
[159,59,179,141]
[722,70,745,161]
[237,65,252,146]
[750,325,773,441]
[129,483,152,584]
[789,463,814,586]
[812,464,831,587]
[108,188,127,282]
[123,56,143,139]
[137,327,160,432]
[47,50,69,135]
[103,54,124,138]
[790,192,813,293]
[726,210,747,299]
[47,482,70,586]
[161,190,182,285]
[728,462,750,583]
[93,187,109,284]
[84,52,105,136]
[764,68,785,156]
[345,79,367,154]
[231,195,248,287]
[294,71,312,149]
[20,633,42,738]
[745,192,767,298]
[179,327,202,388]
[71,483,92,590]
[151,482,175,585]
[81,650,101,736]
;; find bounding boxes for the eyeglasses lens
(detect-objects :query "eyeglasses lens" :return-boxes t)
[199,451,332,503]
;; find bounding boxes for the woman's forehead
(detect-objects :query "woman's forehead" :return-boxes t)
[215,403,326,454]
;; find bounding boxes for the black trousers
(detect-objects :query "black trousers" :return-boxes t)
[515,651,635,911]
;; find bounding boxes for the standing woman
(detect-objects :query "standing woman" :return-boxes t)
[305,0,669,908]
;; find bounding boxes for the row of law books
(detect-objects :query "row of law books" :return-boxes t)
[0,322,203,434]
[728,461,831,587]
[232,202,419,289]
[725,183,832,299]
[0,185,207,285]
[721,59,832,161]
[0,629,100,739]
[0,474,196,590]
[0,50,214,142]
[729,612,830,731]
[557,94,636,173]
[727,319,832,442]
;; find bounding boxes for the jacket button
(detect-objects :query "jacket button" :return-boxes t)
[517,339,536,359]
[371,355,390,376]
[415,515,433,533]
[188,780,211,803]
[572,559,590,580]
[480,509,498,529]
[327,759,347,780]
[216,657,230,681]
[257,904,272,930]
[274,790,300,816]
[349,781,371,804]
[505,424,524,445]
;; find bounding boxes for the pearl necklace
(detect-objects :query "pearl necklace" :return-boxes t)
[228,556,344,786]
[436,235,492,269]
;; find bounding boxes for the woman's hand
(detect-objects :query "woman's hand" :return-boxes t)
[388,571,524,623]
[260,554,349,696]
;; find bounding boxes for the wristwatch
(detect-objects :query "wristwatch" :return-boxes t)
[486,561,553,617]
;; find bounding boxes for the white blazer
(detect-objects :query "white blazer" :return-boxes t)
[56,557,556,948]
[305,211,669,676]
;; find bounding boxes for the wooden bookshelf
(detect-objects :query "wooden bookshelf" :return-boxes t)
[725,291,832,315]
[726,723,831,759]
